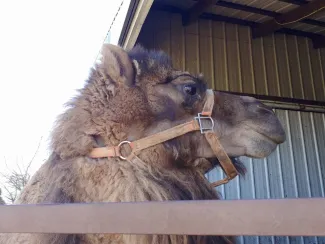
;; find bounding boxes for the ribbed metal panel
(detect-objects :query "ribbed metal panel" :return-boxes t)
[137,10,325,101]
[207,109,325,244]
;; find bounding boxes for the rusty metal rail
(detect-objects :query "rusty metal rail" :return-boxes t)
[1,198,325,236]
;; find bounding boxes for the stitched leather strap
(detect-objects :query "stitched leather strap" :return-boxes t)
[88,120,201,159]
[200,89,238,187]
[131,120,200,152]
[201,89,214,116]
[205,132,238,187]
[89,146,120,158]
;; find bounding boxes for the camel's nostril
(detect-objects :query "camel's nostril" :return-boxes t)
[241,96,274,114]
[240,95,257,103]
[257,103,274,114]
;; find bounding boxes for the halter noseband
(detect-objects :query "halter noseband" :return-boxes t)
[88,89,238,187]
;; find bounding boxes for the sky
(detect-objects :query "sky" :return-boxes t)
[0,0,129,196]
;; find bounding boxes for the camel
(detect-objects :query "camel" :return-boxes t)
[0,44,286,244]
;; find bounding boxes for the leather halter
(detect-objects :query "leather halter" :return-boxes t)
[88,89,238,187]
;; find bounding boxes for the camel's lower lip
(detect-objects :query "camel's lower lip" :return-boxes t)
[257,130,286,145]
[240,122,286,145]
[245,135,278,159]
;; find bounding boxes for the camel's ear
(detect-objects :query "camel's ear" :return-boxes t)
[99,44,137,87]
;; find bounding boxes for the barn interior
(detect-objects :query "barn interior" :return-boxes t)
[117,0,325,243]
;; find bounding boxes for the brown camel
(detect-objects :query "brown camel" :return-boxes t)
[0,44,286,244]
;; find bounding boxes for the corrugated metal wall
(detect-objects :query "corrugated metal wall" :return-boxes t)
[137,10,325,101]
[137,9,325,243]
[207,109,325,244]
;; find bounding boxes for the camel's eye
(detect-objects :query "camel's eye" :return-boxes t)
[183,84,197,96]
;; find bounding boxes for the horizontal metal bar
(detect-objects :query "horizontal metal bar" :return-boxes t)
[261,100,325,113]
[220,90,325,108]
[279,0,309,6]
[1,198,325,236]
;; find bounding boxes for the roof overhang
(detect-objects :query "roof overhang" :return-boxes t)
[108,0,325,50]
[110,0,154,50]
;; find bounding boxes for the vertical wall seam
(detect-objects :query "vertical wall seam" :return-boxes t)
[284,35,294,98]
[198,22,201,77]
[317,49,325,97]
[223,23,229,91]
[167,16,170,56]
[286,110,299,198]
[251,36,258,95]
[274,111,285,199]
[221,169,225,198]
[298,111,312,197]
[295,36,305,99]
[236,174,241,200]
[250,158,256,199]
[306,39,316,100]
[248,29,256,94]
[276,145,285,198]
[182,23,186,71]
[169,12,172,59]
[264,158,271,199]
[272,35,281,97]
[310,113,324,197]
[183,22,186,71]
[209,20,215,90]
[196,23,200,73]
[236,25,243,93]
[261,38,269,95]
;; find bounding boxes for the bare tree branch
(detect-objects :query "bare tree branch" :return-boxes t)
[0,188,5,204]
[0,136,43,203]
[24,136,43,180]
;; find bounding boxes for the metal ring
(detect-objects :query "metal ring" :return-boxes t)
[118,141,132,160]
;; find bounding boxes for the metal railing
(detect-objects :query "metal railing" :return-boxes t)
[1,198,325,236]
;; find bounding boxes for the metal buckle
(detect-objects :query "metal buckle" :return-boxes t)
[195,113,215,134]
[118,141,132,160]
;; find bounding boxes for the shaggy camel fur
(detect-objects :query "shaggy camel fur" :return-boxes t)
[0,44,285,244]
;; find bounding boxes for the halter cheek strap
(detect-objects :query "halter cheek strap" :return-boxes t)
[88,89,238,187]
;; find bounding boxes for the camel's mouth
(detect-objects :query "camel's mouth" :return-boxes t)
[242,121,286,146]
[256,128,286,145]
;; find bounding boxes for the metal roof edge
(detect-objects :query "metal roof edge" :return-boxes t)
[119,0,154,50]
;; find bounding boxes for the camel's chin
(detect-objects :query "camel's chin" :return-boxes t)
[244,135,278,159]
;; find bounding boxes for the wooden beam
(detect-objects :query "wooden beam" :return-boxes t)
[278,0,309,5]
[182,0,218,26]
[252,0,325,38]
[1,199,325,236]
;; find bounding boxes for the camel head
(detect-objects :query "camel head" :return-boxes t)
[51,44,286,177]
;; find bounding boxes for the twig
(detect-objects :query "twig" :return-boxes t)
[25,136,42,178]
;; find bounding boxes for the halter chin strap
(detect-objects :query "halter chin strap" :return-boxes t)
[88,89,238,187]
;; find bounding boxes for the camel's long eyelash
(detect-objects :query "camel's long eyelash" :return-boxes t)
[164,74,197,85]
[164,76,174,83]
